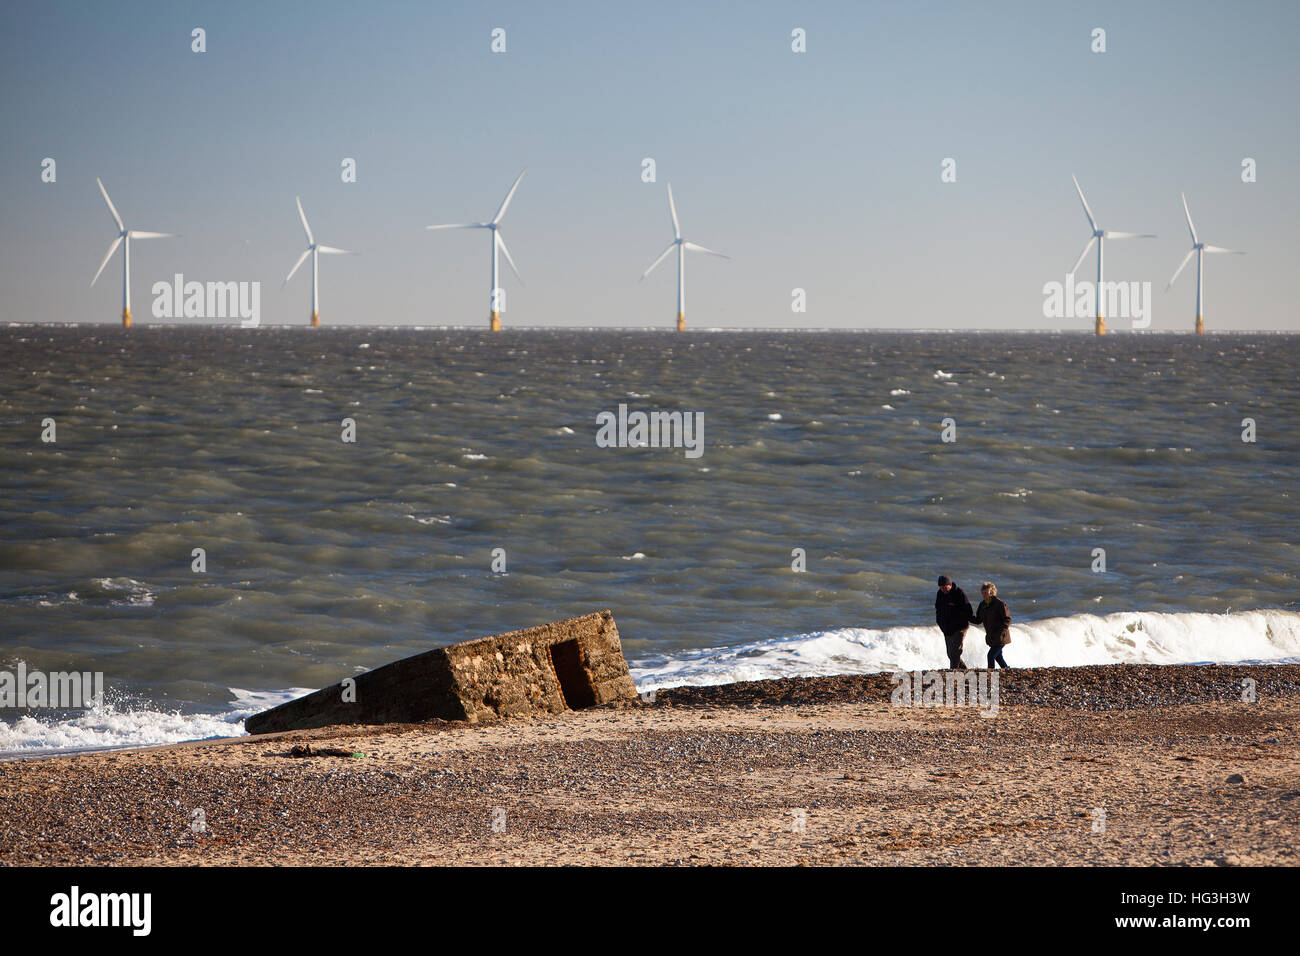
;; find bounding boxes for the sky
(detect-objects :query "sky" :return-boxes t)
[2,0,1298,330]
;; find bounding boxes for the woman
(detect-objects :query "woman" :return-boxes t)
[972,581,1011,669]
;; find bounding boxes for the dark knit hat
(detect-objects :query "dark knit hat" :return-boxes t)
[937,575,952,586]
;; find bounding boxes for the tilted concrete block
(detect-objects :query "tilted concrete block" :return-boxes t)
[245,610,637,734]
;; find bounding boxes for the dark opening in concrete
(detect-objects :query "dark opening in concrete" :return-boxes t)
[550,639,597,709]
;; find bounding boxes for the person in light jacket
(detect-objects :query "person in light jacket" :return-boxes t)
[971,581,1011,669]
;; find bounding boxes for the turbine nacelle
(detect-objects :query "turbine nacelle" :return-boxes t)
[1166,193,1245,307]
[1067,175,1155,278]
[284,196,356,284]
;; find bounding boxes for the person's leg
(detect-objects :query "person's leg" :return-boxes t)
[945,632,966,668]
[995,645,1009,668]
[987,645,997,669]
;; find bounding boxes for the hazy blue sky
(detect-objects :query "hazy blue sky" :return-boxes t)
[2,0,1297,329]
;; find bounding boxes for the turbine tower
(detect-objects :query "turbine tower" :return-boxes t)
[90,178,177,328]
[284,197,356,327]
[425,170,526,331]
[1069,175,1155,335]
[1167,193,1244,335]
[641,183,730,331]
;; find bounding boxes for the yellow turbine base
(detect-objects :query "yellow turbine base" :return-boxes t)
[311,310,319,328]
[121,307,132,329]
[1095,315,1106,336]
[1195,315,1204,334]
[490,311,501,332]
[676,312,685,332]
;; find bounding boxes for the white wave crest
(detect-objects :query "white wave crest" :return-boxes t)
[0,687,308,760]
[631,609,1300,691]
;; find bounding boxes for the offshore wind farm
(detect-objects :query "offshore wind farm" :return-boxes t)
[79,172,1251,334]
[5,6,1290,334]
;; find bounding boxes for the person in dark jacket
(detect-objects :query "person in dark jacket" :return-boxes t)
[971,581,1011,669]
[934,575,972,668]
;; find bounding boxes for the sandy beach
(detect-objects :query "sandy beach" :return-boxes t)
[2,663,1297,867]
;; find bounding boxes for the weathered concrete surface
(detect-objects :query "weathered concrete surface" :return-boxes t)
[244,610,637,734]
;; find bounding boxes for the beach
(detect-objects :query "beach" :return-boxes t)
[2,663,1296,867]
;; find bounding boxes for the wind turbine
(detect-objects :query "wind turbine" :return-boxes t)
[1069,175,1155,335]
[1167,193,1244,335]
[425,170,526,331]
[641,183,730,331]
[90,178,177,328]
[284,197,356,327]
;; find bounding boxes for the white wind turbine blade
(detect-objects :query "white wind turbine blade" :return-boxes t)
[425,223,487,230]
[316,245,356,255]
[640,241,677,280]
[295,197,315,246]
[283,248,311,285]
[1166,249,1195,290]
[127,231,177,239]
[491,170,527,225]
[91,235,123,286]
[683,241,730,259]
[97,178,124,232]
[1180,193,1199,246]
[667,183,681,240]
[1068,235,1097,276]
[495,232,522,284]
[1203,245,1245,254]
[1103,231,1156,239]
[1072,175,1097,232]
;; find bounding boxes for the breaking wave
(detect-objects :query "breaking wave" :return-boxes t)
[0,688,307,760]
[631,609,1300,690]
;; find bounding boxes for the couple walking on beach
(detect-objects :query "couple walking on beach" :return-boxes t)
[935,575,1011,669]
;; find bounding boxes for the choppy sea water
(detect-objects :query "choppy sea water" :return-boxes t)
[2,327,1297,755]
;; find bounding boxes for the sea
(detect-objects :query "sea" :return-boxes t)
[2,326,1298,756]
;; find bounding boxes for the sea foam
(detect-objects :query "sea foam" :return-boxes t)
[0,687,308,760]
[630,609,1300,690]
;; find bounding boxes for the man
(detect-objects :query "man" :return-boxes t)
[972,581,1012,669]
[934,575,973,669]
